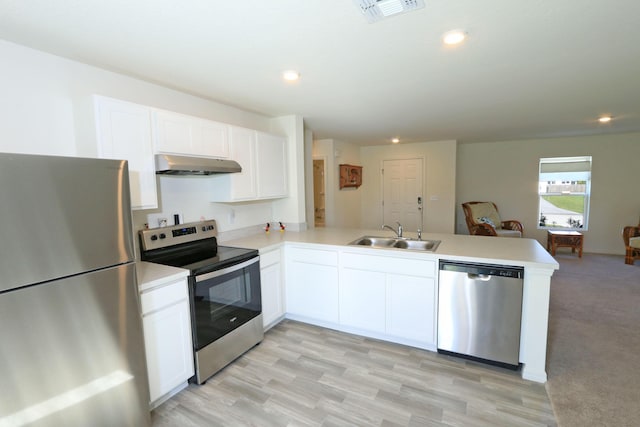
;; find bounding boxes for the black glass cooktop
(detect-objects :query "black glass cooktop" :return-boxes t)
[181,246,258,276]
[141,237,258,276]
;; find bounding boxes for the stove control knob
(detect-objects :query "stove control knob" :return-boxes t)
[207,225,214,231]
[159,233,166,239]
[202,226,206,232]
[150,235,158,241]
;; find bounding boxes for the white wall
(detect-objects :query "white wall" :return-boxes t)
[333,140,362,228]
[360,140,457,234]
[312,139,336,226]
[456,132,640,254]
[0,41,79,157]
[271,115,307,231]
[8,38,634,254]
[312,138,363,228]
[0,40,304,238]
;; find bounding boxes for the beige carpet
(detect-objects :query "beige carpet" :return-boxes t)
[545,253,640,427]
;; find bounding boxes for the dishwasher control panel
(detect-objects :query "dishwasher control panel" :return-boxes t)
[439,260,524,279]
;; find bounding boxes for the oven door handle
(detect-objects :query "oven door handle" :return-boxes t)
[195,256,260,282]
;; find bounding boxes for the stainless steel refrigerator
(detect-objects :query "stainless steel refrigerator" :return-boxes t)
[0,153,150,427]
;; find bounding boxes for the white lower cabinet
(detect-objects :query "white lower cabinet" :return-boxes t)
[260,248,284,329]
[386,274,436,344]
[339,268,386,333]
[339,251,437,349]
[285,246,339,324]
[281,246,437,349]
[140,278,194,407]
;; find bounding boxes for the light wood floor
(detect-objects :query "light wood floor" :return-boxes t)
[152,320,556,426]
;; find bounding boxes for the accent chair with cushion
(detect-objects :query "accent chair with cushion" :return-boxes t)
[462,201,524,237]
[623,225,640,265]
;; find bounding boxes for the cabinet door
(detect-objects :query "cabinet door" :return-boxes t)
[153,111,194,155]
[143,299,194,404]
[339,268,386,333]
[286,248,339,324]
[260,247,283,329]
[211,130,287,202]
[153,111,229,158]
[260,261,283,329]
[228,126,257,200]
[386,274,436,345]
[197,119,229,158]
[256,132,287,198]
[95,96,157,210]
[287,261,339,323]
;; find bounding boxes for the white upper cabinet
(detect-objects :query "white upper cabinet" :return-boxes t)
[256,131,288,199]
[94,96,287,205]
[153,110,229,159]
[228,126,257,200]
[211,127,288,202]
[94,95,158,210]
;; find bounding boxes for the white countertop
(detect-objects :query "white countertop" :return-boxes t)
[135,228,559,289]
[222,227,559,270]
[136,261,189,292]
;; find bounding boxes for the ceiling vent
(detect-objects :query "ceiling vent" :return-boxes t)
[353,0,425,23]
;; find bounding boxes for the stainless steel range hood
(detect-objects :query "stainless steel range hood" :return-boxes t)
[155,154,241,175]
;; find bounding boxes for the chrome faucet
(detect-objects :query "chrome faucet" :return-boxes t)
[417,228,422,240]
[382,221,403,238]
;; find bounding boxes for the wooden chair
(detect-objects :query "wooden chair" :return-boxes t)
[623,225,640,265]
[462,201,524,237]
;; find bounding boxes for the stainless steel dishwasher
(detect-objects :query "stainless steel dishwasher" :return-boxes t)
[437,260,524,369]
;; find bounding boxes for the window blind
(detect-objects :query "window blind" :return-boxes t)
[539,156,591,181]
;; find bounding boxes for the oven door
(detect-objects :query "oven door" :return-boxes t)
[190,256,261,351]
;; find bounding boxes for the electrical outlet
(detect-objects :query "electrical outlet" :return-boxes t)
[158,218,168,227]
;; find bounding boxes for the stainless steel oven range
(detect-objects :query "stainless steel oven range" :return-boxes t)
[139,220,263,384]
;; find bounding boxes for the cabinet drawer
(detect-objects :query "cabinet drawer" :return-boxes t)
[288,247,338,266]
[341,253,435,277]
[260,248,281,268]
[141,280,188,315]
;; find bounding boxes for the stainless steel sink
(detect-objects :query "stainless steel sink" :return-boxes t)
[349,236,397,247]
[392,239,440,251]
[348,236,440,252]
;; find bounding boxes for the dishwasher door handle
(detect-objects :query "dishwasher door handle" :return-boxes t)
[468,273,492,281]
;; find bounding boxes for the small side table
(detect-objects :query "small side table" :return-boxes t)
[547,230,584,257]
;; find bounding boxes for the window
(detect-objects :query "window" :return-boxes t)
[538,156,592,230]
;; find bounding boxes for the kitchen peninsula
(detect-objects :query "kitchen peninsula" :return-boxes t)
[223,228,559,384]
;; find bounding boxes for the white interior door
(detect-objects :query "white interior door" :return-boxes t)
[382,159,423,232]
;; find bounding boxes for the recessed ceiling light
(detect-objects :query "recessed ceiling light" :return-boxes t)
[391,138,400,144]
[443,30,467,45]
[282,70,300,82]
[598,116,612,123]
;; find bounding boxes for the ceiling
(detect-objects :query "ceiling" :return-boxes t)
[1,0,639,145]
